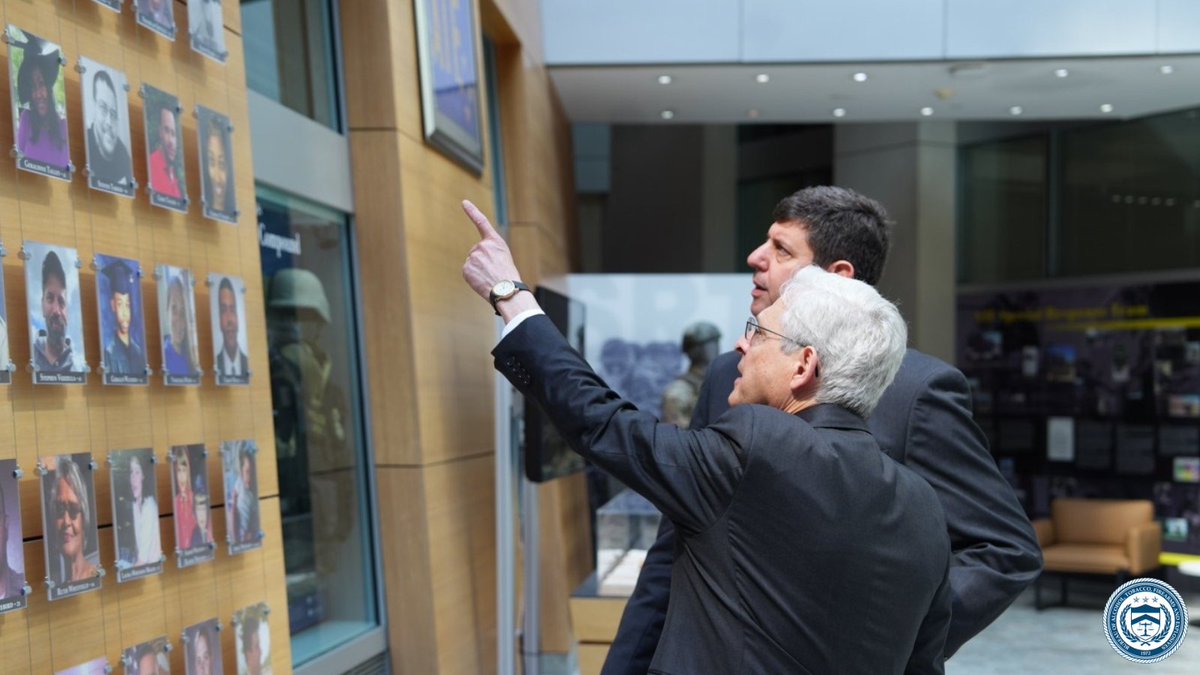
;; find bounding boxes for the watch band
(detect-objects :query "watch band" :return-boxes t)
[489,280,531,315]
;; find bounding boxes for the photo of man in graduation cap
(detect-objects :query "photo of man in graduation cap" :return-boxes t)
[97,254,147,385]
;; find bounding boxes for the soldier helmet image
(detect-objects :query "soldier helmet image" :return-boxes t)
[268,268,330,323]
[681,321,720,354]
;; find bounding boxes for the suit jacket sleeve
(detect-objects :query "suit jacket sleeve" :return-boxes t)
[495,316,744,533]
[904,365,1042,655]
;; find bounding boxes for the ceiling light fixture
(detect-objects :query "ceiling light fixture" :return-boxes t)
[1161,65,1175,75]
[1009,106,1024,116]
[660,110,675,120]
[852,72,868,82]
[755,73,770,84]
[920,107,934,116]
[657,75,672,85]
[1100,103,1114,113]
[1054,68,1069,78]
[832,108,846,118]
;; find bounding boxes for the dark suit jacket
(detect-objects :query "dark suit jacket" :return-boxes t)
[605,349,1042,674]
[216,348,249,377]
[497,317,952,674]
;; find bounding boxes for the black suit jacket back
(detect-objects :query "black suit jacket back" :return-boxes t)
[497,317,952,675]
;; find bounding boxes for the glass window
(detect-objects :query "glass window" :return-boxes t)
[241,0,340,130]
[959,136,1049,284]
[1059,108,1200,276]
[257,186,377,666]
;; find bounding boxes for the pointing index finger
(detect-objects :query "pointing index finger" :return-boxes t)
[462,199,499,241]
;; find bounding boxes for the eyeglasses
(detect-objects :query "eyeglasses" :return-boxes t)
[55,499,82,520]
[744,317,801,346]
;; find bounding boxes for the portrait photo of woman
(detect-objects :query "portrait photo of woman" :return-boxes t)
[198,106,237,223]
[7,27,70,179]
[111,448,163,581]
[40,453,102,600]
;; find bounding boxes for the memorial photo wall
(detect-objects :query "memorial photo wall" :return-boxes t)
[0,1,286,673]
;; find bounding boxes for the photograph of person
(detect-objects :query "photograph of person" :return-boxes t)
[222,440,261,553]
[93,0,121,12]
[0,245,11,385]
[157,264,201,385]
[170,444,214,567]
[210,274,249,385]
[110,448,163,582]
[136,0,177,40]
[54,656,109,675]
[25,242,87,384]
[184,618,224,675]
[40,452,102,600]
[142,84,187,212]
[197,106,237,223]
[123,637,169,675]
[234,603,271,675]
[6,26,71,180]
[96,254,147,385]
[0,459,27,614]
[81,57,134,197]
[189,0,227,63]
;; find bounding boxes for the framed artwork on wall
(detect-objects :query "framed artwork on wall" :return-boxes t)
[413,0,484,173]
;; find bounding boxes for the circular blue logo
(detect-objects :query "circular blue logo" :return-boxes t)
[1103,578,1189,663]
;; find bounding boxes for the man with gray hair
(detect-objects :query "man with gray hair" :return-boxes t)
[463,200,952,673]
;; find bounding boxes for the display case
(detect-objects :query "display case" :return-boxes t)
[595,489,661,596]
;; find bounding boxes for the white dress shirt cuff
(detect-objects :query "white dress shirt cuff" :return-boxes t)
[501,308,545,340]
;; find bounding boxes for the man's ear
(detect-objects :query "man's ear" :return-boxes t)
[825,259,855,279]
[789,346,820,395]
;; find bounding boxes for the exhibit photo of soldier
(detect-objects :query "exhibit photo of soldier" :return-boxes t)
[110,448,163,582]
[157,264,201,385]
[96,254,148,385]
[234,603,271,675]
[170,444,215,567]
[210,273,249,385]
[142,85,187,211]
[81,57,134,196]
[124,637,170,675]
[24,241,87,384]
[7,26,71,180]
[40,453,102,600]
[184,618,224,675]
[136,0,177,40]
[660,321,721,428]
[198,106,237,223]
[0,459,27,614]
[0,247,11,384]
[222,440,262,554]
[189,0,227,62]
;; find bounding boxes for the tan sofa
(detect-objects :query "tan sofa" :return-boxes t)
[1033,498,1161,609]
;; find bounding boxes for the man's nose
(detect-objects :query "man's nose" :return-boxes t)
[746,244,767,270]
[735,336,750,355]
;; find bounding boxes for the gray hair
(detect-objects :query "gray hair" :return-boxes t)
[53,455,91,529]
[777,266,907,417]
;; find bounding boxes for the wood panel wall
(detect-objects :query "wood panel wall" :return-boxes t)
[0,1,287,672]
[340,0,585,672]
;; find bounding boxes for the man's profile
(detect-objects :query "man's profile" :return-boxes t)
[82,59,133,195]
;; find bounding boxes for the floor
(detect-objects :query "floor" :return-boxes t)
[947,579,1199,674]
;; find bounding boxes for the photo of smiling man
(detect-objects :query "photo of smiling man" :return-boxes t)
[25,242,88,384]
[81,58,134,196]
[40,452,102,600]
[143,85,187,212]
[210,274,249,385]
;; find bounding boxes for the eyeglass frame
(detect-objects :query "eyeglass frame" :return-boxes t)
[743,316,820,377]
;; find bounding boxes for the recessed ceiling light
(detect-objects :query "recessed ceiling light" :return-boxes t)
[747,109,760,119]
[660,110,675,120]
[1054,68,1069,78]
[852,72,868,82]
[832,108,846,118]
[920,107,934,116]
[1100,103,1114,113]
[657,75,672,85]
[755,73,770,84]
[1009,106,1024,116]
[1161,65,1175,75]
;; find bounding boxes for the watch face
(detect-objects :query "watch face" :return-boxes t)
[493,280,515,297]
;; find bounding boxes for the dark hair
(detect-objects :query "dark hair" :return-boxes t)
[92,69,115,103]
[16,41,66,149]
[202,117,232,209]
[42,250,67,291]
[771,186,892,286]
[218,276,236,299]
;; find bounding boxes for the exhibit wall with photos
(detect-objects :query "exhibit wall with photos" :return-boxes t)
[958,278,1200,556]
[0,2,287,674]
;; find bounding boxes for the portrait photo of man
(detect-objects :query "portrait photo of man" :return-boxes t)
[25,242,87,384]
[198,106,237,223]
[171,444,215,568]
[143,85,187,211]
[211,274,249,385]
[0,459,27,615]
[81,58,134,197]
[110,448,163,582]
[189,0,227,63]
[123,637,169,675]
[7,26,71,180]
[136,0,177,40]
[234,604,271,675]
[184,618,224,675]
[157,264,201,385]
[97,254,147,385]
[0,250,11,385]
[223,440,261,553]
[40,452,102,601]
